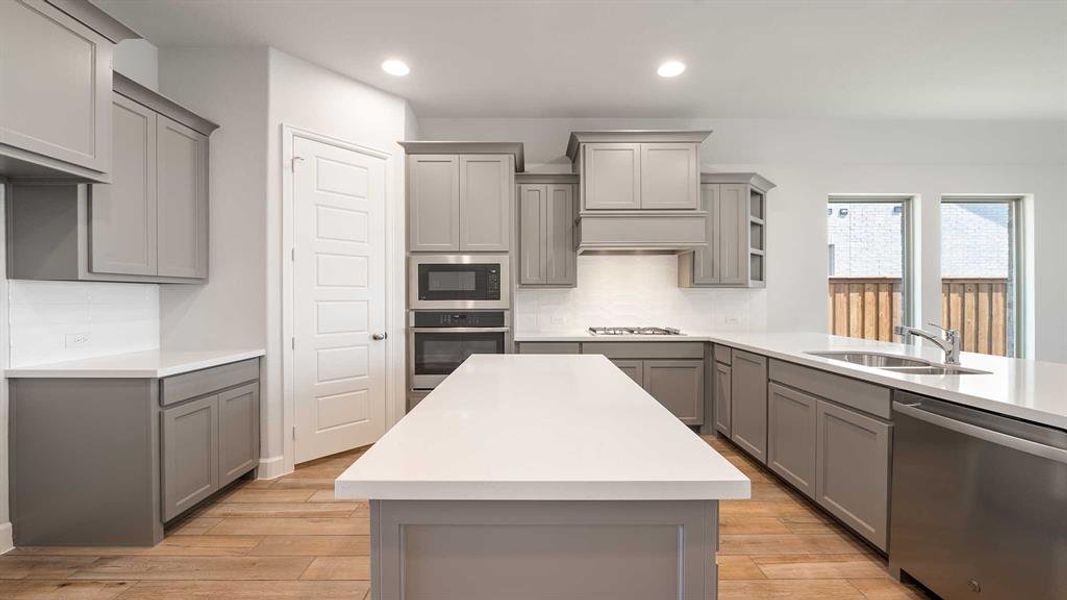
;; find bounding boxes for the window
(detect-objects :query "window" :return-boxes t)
[827,197,912,342]
[940,198,1022,357]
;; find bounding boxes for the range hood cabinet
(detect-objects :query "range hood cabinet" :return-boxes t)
[575,210,708,254]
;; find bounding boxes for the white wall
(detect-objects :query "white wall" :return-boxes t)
[265,48,412,474]
[156,47,270,355]
[419,117,1067,362]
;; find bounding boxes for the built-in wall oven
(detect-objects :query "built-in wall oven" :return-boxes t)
[408,310,511,391]
[409,254,510,310]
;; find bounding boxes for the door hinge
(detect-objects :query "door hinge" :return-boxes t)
[291,337,295,350]
[292,426,296,441]
[290,247,295,261]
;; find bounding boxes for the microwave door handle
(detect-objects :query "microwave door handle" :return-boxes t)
[411,327,511,333]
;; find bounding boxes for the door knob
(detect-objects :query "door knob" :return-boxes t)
[372,332,388,341]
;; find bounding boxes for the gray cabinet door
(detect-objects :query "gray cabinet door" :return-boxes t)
[643,359,704,425]
[545,184,576,285]
[459,154,511,251]
[730,349,768,462]
[156,114,208,278]
[717,183,749,286]
[713,362,732,436]
[815,399,891,550]
[690,183,720,285]
[517,342,580,354]
[518,184,547,285]
[162,395,219,522]
[409,155,460,252]
[582,143,641,210]
[218,383,259,487]
[639,143,698,209]
[90,94,158,276]
[0,0,113,179]
[611,359,644,387]
[767,382,818,498]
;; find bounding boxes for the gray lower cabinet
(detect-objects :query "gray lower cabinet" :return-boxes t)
[643,360,704,425]
[611,359,644,387]
[162,395,219,522]
[516,342,580,354]
[767,382,817,498]
[815,399,891,551]
[713,361,732,437]
[0,0,136,181]
[517,181,576,287]
[9,358,260,546]
[730,349,768,463]
[5,76,216,284]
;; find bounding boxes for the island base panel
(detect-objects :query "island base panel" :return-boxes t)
[369,499,719,600]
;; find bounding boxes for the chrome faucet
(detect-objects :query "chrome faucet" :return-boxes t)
[894,324,961,365]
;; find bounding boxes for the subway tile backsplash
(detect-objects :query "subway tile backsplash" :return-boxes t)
[514,254,767,334]
[8,281,160,367]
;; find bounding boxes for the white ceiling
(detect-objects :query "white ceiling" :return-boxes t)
[97,0,1067,120]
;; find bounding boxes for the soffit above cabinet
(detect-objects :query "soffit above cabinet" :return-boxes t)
[565,130,712,161]
[398,141,524,172]
[114,73,219,136]
[701,172,777,192]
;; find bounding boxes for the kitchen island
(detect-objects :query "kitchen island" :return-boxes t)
[336,354,749,600]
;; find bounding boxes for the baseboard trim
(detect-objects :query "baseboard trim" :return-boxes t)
[257,455,291,480]
[0,522,13,554]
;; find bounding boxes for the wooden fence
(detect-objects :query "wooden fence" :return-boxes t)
[828,277,1010,356]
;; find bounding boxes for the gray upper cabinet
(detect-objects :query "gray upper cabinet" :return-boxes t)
[459,154,512,252]
[582,143,641,210]
[90,94,157,276]
[639,143,699,210]
[643,359,704,425]
[402,142,523,253]
[568,131,709,212]
[678,173,775,288]
[408,155,461,252]
[156,115,209,278]
[5,75,217,284]
[162,395,219,522]
[767,382,818,498]
[517,176,577,287]
[0,0,137,181]
[815,399,891,551]
[730,349,768,463]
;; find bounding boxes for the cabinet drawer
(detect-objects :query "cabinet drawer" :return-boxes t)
[161,359,260,407]
[769,359,891,419]
[581,342,704,360]
[518,342,580,354]
[713,344,732,364]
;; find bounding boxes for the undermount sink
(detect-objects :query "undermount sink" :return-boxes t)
[806,351,989,376]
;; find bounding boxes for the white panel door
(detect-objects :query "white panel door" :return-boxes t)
[294,136,387,463]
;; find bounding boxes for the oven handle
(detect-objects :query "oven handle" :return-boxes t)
[411,327,511,333]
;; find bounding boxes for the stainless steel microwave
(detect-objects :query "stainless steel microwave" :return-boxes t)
[409,255,510,310]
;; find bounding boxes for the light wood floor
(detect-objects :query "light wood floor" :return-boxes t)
[0,435,933,599]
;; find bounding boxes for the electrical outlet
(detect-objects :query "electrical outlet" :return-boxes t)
[65,332,90,348]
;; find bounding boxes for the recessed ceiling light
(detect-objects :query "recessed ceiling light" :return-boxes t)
[381,59,410,77]
[657,60,686,78]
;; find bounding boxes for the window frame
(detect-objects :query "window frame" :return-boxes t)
[939,195,1026,358]
[827,194,916,335]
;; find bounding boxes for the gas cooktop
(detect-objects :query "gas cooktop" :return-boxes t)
[588,327,684,336]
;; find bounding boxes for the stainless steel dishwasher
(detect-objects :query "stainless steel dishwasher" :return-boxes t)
[890,391,1067,599]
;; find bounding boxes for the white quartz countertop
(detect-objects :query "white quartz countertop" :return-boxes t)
[336,354,750,501]
[5,348,266,378]
[517,330,1067,430]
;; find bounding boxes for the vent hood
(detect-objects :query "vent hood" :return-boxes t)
[568,130,711,254]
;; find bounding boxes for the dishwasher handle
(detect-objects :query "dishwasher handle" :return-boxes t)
[893,400,1067,465]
